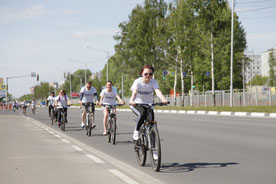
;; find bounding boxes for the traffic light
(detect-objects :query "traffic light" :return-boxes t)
[37,74,39,81]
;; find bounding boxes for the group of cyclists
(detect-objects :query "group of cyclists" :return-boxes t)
[45,65,168,140]
[14,65,168,141]
[12,99,37,114]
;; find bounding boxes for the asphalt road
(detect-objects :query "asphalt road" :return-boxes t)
[6,107,276,184]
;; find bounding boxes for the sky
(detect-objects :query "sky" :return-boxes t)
[0,0,275,98]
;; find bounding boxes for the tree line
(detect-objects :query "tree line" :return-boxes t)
[26,0,276,106]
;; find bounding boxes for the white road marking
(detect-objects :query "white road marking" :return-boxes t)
[72,145,84,152]
[54,134,62,138]
[109,169,139,184]
[85,154,105,164]
[61,139,70,144]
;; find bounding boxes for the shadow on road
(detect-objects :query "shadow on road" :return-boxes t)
[160,162,239,173]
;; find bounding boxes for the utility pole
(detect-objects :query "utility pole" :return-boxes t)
[230,0,235,107]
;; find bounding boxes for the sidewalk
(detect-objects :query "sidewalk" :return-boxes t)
[0,114,139,184]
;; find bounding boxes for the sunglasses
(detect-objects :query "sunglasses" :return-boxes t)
[143,73,153,76]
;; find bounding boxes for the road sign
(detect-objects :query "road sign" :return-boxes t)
[31,72,36,77]
[183,72,187,77]
[206,72,210,76]
[1,84,6,90]
[163,70,168,76]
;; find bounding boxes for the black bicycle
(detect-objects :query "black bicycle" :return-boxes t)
[134,102,169,172]
[83,103,95,136]
[59,105,69,131]
[50,105,57,125]
[103,104,123,144]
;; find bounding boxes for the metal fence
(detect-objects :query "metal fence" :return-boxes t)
[71,88,276,107]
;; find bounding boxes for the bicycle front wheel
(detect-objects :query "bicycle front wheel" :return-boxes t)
[51,110,54,125]
[149,126,161,172]
[135,131,147,166]
[87,114,92,136]
[107,119,112,143]
[111,118,116,145]
[61,114,65,131]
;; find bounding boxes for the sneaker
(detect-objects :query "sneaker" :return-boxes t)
[91,124,96,129]
[81,122,85,129]
[133,130,139,141]
[103,131,108,136]
[153,152,158,160]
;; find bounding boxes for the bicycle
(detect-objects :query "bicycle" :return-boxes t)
[58,105,69,131]
[50,105,57,125]
[82,102,95,136]
[22,105,27,115]
[31,106,36,115]
[103,104,123,144]
[134,102,169,172]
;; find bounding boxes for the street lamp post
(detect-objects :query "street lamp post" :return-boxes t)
[69,59,88,84]
[86,46,110,81]
[5,73,37,103]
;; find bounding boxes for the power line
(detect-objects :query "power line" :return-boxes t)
[237,0,274,5]
[237,4,276,12]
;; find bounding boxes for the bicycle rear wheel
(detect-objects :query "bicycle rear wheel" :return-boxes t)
[51,110,54,125]
[87,114,92,136]
[135,130,147,166]
[111,118,116,144]
[61,114,65,131]
[149,126,161,172]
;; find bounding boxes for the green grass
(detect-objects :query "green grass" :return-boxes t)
[72,104,276,113]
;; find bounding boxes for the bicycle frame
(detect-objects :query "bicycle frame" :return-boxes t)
[83,102,95,136]
[134,102,169,172]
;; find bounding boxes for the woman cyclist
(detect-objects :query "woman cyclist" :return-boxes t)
[54,89,71,127]
[129,65,168,140]
[99,80,125,135]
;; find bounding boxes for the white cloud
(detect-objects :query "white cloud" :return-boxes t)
[0,5,45,23]
[72,30,115,38]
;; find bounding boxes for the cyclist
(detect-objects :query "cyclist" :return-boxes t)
[80,81,99,129]
[129,65,168,140]
[99,80,125,135]
[54,89,71,127]
[31,99,37,112]
[47,92,56,117]
[12,101,18,111]
[21,100,28,114]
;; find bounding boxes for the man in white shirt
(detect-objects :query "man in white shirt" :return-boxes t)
[79,81,99,129]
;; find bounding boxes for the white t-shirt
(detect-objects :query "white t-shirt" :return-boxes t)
[100,88,118,105]
[130,77,159,104]
[47,96,55,105]
[55,95,69,109]
[80,86,97,103]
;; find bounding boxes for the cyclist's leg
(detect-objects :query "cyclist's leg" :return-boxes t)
[64,108,68,122]
[81,105,86,127]
[91,104,95,124]
[131,106,146,140]
[103,107,109,134]
[48,105,52,116]
[57,108,62,125]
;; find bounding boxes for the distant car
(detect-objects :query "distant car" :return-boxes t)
[40,101,46,107]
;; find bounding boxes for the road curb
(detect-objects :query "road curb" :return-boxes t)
[69,106,276,118]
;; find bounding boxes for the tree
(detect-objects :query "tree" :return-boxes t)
[268,48,276,86]
[248,75,268,86]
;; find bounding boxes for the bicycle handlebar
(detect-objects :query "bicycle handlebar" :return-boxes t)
[133,101,170,107]
[82,102,95,107]
[101,104,124,108]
